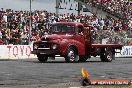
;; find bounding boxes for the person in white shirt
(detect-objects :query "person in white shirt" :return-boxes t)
[3,13,7,23]
[0,30,2,39]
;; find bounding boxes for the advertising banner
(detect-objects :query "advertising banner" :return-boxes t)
[0,45,37,59]
[0,45,131,59]
[117,46,132,57]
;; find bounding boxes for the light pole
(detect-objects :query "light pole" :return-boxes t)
[56,0,59,16]
[29,0,32,45]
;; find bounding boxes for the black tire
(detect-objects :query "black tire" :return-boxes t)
[79,56,88,62]
[100,48,113,62]
[65,47,79,62]
[37,55,48,63]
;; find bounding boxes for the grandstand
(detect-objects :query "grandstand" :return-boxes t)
[0,0,131,45]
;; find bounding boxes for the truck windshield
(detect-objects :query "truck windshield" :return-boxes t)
[50,25,75,34]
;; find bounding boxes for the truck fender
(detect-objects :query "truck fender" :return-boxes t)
[61,44,79,56]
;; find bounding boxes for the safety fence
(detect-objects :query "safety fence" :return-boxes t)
[0,45,131,59]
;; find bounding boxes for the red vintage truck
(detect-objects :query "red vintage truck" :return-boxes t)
[31,22,123,62]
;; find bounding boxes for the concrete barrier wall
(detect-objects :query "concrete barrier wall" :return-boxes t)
[0,45,131,59]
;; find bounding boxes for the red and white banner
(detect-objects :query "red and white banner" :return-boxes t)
[0,45,37,59]
[0,45,131,59]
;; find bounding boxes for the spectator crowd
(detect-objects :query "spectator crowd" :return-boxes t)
[85,0,131,20]
[0,0,131,45]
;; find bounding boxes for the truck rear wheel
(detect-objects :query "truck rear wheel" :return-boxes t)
[37,55,48,63]
[100,48,113,62]
[65,47,79,62]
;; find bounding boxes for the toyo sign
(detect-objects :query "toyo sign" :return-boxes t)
[7,45,32,57]
[0,45,36,59]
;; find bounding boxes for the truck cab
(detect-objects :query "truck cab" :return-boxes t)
[31,22,123,62]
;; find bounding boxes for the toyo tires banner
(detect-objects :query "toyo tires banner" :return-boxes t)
[0,45,131,59]
[0,45,37,59]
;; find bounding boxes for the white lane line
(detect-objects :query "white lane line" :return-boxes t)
[69,87,81,88]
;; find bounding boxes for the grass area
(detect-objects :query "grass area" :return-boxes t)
[88,85,132,88]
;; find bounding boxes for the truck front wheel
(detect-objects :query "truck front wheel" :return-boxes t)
[100,48,113,62]
[65,47,79,62]
[37,55,48,63]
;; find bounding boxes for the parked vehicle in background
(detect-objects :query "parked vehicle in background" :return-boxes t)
[31,22,123,63]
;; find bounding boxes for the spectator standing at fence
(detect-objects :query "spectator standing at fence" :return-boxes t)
[0,30,2,39]
[128,19,132,29]
[31,33,37,42]
[31,32,40,42]
[3,13,7,23]
[21,31,28,45]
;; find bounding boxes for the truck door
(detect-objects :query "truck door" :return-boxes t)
[75,25,85,43]
[85,26,92,54]
[74,25,85,55]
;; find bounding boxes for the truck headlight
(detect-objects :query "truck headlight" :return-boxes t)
[34,44,38,49]
[52,44,57,49]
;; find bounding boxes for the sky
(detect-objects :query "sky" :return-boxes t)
[0,0,92,15]
[0,0,57,11]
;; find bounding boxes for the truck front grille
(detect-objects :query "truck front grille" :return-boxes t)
[38,43,50,48]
